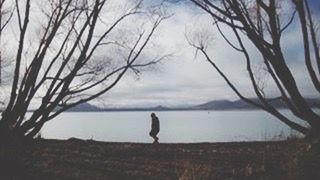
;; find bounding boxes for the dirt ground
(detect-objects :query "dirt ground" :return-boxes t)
[0,138,319,180]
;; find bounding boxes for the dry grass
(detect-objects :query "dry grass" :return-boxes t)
[0,138,319,180]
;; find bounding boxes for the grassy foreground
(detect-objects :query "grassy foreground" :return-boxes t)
[0,138,319,180]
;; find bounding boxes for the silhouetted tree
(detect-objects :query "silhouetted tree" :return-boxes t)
[189,0,320,138]
[0,0,168,142]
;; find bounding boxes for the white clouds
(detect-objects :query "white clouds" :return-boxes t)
[2,0,316,109]
[98,1,318,108]
[100,4,255,107]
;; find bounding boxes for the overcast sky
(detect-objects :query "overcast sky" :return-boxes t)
[92,0,320,108]
[1,0,318,109]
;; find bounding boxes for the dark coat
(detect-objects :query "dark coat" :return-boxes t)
[151,116,160,132]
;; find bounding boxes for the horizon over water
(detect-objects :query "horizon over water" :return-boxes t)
[39,110,308,143]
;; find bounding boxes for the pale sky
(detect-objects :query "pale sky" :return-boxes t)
[95,0,319,108]
[0,0,319,109]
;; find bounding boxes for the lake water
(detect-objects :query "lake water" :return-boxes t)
[39,110,310,143]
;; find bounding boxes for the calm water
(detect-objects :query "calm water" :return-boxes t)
[40,110,307,143]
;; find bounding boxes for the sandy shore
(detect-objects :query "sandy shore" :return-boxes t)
[0,138,319,180]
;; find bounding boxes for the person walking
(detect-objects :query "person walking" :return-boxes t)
[149,113,160,143]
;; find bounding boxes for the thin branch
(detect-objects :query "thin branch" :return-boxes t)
[280,10,296,34]
[47,15,168,121]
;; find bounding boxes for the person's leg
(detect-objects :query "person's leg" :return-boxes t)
[150,130,159,143]
[154,130,159,143]
[149,130,156,141]
[155,132,159,140]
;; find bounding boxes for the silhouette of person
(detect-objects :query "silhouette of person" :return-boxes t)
[149,113,160,143]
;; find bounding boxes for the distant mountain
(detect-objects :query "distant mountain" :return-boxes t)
[152,105,171,111]
[192,98,320,110]
[56,98,320,112]
[66,103,102,112]
[192,100,242,110]
[101,105,172,112]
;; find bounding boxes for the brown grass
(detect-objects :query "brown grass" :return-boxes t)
[0,138,319,180]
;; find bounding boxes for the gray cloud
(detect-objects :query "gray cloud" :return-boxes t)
[2,0,316,109]
[97,2,319,108]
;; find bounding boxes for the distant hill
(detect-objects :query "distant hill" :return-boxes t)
[192,100,242,110]
[192,98,320,110]
[66,103,102,112]
[56,98,320,112]
[101,105,172,112]
[152,105,171,111]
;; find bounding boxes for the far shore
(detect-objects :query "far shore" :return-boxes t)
[24,107,317,113]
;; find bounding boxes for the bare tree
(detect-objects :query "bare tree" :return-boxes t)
[0,0,168,142]
[188,0,320,138]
